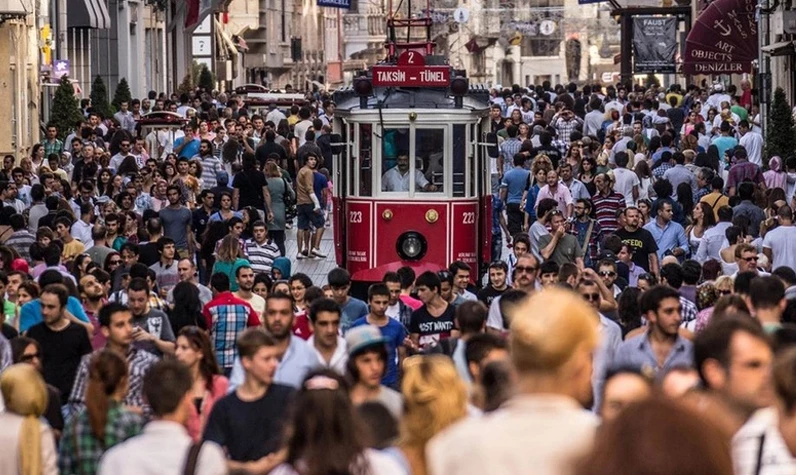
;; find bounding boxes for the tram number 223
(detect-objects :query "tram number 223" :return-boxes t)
[462,212,475,225]
[349,211,363,223]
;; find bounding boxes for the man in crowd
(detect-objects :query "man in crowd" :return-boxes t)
[202,272,260,375]
[149,237,179,298]
[234,265,265,318]
[346,324,404,419]
[68,302,159,417]
[308,298,347,374]
[167,258,213,306]
[26,283,93,404]
[159,184,194,258]
[244,220,279,275]
[328,267,368,333]
[127,277,176,356]
[409,271,456,350]
[616,206,659,274]
[350,283,407,389]
[228,292,318,390]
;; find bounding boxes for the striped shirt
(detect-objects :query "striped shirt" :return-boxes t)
[244,238,280,275]
[5,229,35,262]
[592,191,625,234]
[202,291,260,370]
[198,154,224,189]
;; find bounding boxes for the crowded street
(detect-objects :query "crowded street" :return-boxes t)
[0,0,795,474]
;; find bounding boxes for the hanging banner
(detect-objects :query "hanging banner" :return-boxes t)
[317,0,351,8]
[632,16,677,74]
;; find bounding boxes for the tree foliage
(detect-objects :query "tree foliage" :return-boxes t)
[111,77,132,112]
[90,75,113,120]
[198,65,215,93]
[766,87,796,166]
[50,75,83,140]
[177,73,194,97]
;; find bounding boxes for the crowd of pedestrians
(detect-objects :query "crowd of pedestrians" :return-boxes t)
[0,79,793,475]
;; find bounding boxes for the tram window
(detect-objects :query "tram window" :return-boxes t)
[359,124,373,196]
[416,129,444,193]
[452,124,466,197]
[380,128,413,193]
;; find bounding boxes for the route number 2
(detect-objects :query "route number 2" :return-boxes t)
[349,211,363,223]
[462,212,475,224]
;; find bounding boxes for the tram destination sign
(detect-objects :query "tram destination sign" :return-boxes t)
[371,65,451,87]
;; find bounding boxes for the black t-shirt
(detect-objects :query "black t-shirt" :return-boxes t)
[2,322,18,340]
[409,303,456,349]
[203,384,294,462]
[137,242,160,267]
[615,228,659,272]
[477,286,508,308]
[232,170,268,210]
[26,321,93,404]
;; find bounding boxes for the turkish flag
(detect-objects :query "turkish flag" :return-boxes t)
[186,0,200,28]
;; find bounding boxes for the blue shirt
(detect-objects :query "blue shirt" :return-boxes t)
[643,219,688,261]
[350,316,407,386]
[19,296,90,332]
[174,136,201,159]
[491,196,505,235]
[340,297,369,333]
[313,172,329,207]
[612,331,694,377]
[228,335,319,391]
[712,136,738,166]
[500,168,530,204]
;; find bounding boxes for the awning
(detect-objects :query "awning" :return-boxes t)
[215,18,239,61]
[67,0,111,29]
[762,41,796,56]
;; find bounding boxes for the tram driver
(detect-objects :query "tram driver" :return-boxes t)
[382,154,438,192]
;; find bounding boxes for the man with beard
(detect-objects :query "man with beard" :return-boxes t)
[486,254,539,334]
[612,285,693,377]
[234,265,265,319]
[228,292,318,390]
[127,277,176,357]
[477,261,510,309]
[67,302,159,417]
[167,258,212,306]
[79,274,108,349]
[71,144,96,185]
[570,198,603,268]
[615,206,659,275]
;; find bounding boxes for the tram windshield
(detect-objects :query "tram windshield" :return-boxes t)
[380,127,445,196]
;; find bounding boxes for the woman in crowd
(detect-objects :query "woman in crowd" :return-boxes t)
[97,169,114,197]
[0,364,58,475]
[634,160,653,202]
[150,178,169,212]
[265,161,293,256]
[398,355,468,475]
[71,253,94,284]
[175,326,227,441]
[211,234,250,292]
[578,156,597,196]
[719,226,742,276]
[58,350,142,475]
[168,282,207,334]
[686,201,716,258]
[289,273,313,317]
[10,337,64,441]
[271,370,404,475]
[103,251,122,276]
[208,191,241,223]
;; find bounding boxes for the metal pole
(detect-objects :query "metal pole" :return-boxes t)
[758,0,768,139]
[57,0,67,60]
[620,12,633,86]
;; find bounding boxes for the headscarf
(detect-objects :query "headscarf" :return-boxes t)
[152,178,168,200]
[1,364,48,475]
[272,257,292,279]
[764,156,787,191]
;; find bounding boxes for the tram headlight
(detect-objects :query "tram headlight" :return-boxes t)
[397,231,427,261]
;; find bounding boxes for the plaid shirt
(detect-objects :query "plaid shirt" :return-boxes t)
[553,116,584,144]
[652,161,673,179]
[499,138,523,173]
[67,348,158,419]
[202,291,260,370]
[42,138,64,157]
[59,402,143,475]
[727,160,764,191]
[681,296,698,325]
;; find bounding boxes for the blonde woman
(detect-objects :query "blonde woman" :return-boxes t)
[398,355,468,475]
[0,364,58,475]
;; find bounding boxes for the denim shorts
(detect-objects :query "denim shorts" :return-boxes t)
[297,204,325,230]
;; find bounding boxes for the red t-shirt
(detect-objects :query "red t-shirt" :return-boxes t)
[292,310,312,340]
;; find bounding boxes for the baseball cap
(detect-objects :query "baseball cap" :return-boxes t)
[345,325,389,357]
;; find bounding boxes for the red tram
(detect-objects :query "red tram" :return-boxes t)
[331,8,494,287]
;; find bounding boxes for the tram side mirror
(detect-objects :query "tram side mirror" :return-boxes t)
[486,132,499,159]
[330,133,345,155]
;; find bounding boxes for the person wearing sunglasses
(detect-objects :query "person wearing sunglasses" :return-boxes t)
[733,243,765,278]
[597,259,622,298]
[486,254,540,334]
[8,336,64,440]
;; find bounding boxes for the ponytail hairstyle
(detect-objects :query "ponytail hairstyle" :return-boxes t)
[85,350,129,443]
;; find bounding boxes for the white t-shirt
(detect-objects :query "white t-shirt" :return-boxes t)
[294,120,313,147]
[612,167,640,207]
[739,131,764,167]
[762,225,796,271]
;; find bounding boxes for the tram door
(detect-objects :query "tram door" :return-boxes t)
[478,123,498,278]
[331,119,350,268]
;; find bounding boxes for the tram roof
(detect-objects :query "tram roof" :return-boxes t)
[333,86,491,114]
